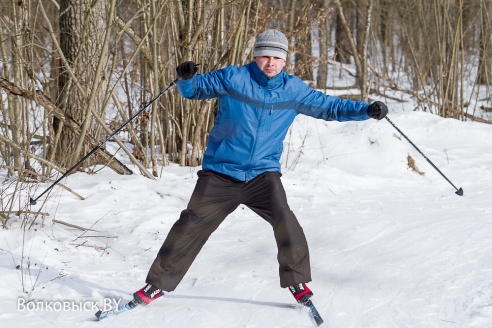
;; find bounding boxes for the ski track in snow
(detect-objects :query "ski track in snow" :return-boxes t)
[1,110,492,328]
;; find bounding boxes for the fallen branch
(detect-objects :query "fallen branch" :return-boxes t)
[0,134,66,173]
[0,77,140,176]
[464,112,492,124]
[52,219,99,232]
[76,235,118,239]
[368,88,408,102]
[17,168,86,201]
[70,241,109,251]
[38,176,85,201]
[0,210,50,216]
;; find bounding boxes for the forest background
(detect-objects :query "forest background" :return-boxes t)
[1,0,492,221]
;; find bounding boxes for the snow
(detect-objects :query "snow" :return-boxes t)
[1,104,492,327]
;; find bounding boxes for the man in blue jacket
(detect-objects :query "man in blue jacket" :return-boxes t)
[134,29,388,307]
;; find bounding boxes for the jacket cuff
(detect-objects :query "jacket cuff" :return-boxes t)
[176,78,195,98]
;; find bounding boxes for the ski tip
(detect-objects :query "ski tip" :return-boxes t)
[310,307,324,326]
[95,310,102,320]
[305,300,324,326]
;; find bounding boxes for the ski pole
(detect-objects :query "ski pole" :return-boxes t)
[385,116,463,196]
[30,78,179,205]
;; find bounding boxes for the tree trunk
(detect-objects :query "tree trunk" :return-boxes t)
[477,0,492,85]
[294,4,314,81]
[316,1,330,89]
[334,0,353,64]
[379,0,391,78]
[54,0,108,169]
[355,0,366,93]
[358,0,374,101]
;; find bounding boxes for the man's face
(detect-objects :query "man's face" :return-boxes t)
[254,56,286,78]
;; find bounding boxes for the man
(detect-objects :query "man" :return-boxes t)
[133,29,387,307]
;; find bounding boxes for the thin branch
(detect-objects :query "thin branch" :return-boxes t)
[52,219,99,232]
[0,210,50,216]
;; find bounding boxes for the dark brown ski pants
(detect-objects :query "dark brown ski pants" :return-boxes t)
[146,170,311,291]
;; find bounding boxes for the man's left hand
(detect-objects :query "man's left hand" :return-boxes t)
[368,101,388,120]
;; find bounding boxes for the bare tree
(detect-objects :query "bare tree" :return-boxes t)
[316,1,331,89]
[334,0,354,64]
[333,0,374,101]
[53,0,110,168]
[477,0,492,85]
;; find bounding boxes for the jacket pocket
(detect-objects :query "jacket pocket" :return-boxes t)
[211,140,239,164]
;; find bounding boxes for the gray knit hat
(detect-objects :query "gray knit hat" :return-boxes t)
[253,29,288,60]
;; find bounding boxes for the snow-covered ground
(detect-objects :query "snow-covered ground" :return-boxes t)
[1,101,492,327]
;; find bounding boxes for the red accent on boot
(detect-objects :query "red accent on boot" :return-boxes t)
[134,285,163,304]
[135,290,150,304]
[290,283,313,302]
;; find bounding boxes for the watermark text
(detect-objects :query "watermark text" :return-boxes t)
[18,298,121,312]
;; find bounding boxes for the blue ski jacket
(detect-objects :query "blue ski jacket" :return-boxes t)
[176,61,371,182]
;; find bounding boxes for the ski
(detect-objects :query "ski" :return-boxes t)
[95,293,323,325]
[95,299,139,320]
[301,299,324,326]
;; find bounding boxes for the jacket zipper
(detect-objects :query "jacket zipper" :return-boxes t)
[247,88,267,180]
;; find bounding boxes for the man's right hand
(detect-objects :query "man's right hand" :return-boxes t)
[176,61,198,80]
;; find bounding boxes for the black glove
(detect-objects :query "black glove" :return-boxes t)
[367,101,388,120]
[176,61,198,80]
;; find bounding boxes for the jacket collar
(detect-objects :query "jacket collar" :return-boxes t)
[248,62,284,89]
